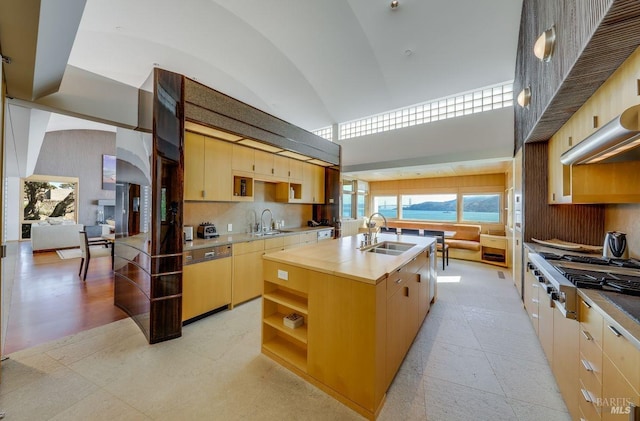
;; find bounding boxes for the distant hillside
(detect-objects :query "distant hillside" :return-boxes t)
[404,195,498,212]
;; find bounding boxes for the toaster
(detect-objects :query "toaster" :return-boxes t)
[197,223,219,239]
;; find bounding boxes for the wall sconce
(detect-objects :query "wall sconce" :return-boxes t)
[517,87,531,108]
[534,26,556,62]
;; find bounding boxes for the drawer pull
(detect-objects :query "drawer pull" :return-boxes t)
[204,252,215,258]
[532,313,539,319]
[582,300,591,309]
[531,283,539,288]
[581,330,593,341]
[532,298,539,304]
[581,388,593,403]
[607,325,622,337]
[395,278,403,285]
[581,359,593,372]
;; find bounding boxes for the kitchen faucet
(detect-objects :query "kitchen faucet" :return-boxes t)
[260,208,273,233]
[364,212,388,246]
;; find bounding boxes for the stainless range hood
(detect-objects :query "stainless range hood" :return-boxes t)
[560,104,640,165]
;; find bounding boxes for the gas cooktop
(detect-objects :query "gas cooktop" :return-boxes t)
[539,252,640,269]
[553,266,640,296]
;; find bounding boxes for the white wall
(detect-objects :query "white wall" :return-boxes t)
[4,177,20,242]
[339,107,514,172]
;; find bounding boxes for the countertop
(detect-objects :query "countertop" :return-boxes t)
[525,241,640,350]
[262,233,435,285]
[183,226,334,251]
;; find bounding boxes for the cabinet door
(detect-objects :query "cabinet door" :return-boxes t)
[232,144,255,173]
[313,164,325,203]
[417,251,431,320]
[302,163,325,203]
[523,262,539,333]
[273,155,290,179]
[386,284,408,384]
[232,249,264,305]
[182,257,232,321]
[254,149,274,176]
[184,132,205,200]
[204,137,232,201]
[289,158,304,180]
[538,295,554,363]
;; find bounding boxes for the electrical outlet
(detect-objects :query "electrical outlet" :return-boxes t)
[227,223,233,232]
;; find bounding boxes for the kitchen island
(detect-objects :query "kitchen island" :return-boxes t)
[261,233,437,420]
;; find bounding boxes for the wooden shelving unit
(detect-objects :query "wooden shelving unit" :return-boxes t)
[262,281,308,372]
[232,175,254,201]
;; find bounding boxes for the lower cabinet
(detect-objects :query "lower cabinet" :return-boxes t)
[232,240,265,306]
[552,305,579,419]
[261,244,434,420]
[182,257,232,322]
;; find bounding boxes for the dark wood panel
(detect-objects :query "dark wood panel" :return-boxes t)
[523,142,605,246]
[184,78,340,164]
[515,0,640,149]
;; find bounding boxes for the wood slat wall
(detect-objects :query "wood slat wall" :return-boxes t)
[523,142,604,246]
[514,0,640,150]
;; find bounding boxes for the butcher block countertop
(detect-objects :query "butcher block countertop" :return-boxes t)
[262,233,435,284]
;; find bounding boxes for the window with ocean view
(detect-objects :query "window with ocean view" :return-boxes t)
[401,194,457,221]
[373,196,398,218]
[461,194,501,223]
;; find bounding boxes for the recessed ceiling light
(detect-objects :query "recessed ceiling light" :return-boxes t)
[404,49,413,56]
[390,1,399,9]
[153,62,160,67]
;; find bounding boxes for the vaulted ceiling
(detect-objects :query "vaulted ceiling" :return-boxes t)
[1,0,523,180]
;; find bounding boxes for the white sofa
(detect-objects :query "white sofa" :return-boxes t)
[31,220,85,252]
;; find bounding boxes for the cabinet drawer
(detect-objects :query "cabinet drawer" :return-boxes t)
[602,323,640,392]
[405,251,425,274]
[580,330,603,382]
[578,381,603,421]
[301,231,317,243]
[234,240,264,255]
[580,351,602,402]
[480,235,506,248]
[387,266,406,296]
[579,298,603,347]
[602,354,640,420]
[263,261,309,293]
[265,236,285,251]
[283,234,301,247]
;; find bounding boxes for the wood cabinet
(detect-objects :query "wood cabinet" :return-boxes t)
[232,143,255,173]
[273,154,290,179]
[182,257,232,322]
[261,242,433,419]
[577,295,640,421]
[579,298,604,420]
[288,159,304,180]
[552,305,579,419]
[184,132,232,201]
[232,240,264,306]
[480,234,508,267]
[547,48,640,204]
[523,255,540,334]
[302,162,325,203]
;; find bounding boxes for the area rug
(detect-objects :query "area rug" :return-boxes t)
[56,248,82,260]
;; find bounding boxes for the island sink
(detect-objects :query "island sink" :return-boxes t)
[362,241,415,255]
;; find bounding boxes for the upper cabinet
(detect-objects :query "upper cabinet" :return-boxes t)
[548,47,640,204]
[302,162,325,204]
[184,132,232,201]
[232,144,255,174]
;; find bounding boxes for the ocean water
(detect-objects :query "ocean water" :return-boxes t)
[346,207,500,223]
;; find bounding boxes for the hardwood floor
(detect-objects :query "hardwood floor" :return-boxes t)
[3,241,127,354]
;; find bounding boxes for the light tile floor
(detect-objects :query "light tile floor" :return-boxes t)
[0,259,572,420]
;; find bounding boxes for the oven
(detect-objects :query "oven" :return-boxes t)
[527,253,578,319]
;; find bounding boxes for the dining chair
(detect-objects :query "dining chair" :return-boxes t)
[423,230,449,271]
[78,231,112,280]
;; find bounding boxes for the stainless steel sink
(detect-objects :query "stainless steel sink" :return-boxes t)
[367,247,404,256]
[362,241,415,255]
[253,230,283,236]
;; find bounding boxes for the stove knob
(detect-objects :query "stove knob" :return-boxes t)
[559,292,566,304]
[550,291,559,301]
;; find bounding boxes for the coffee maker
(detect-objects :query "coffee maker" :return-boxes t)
[603,231,629,259]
